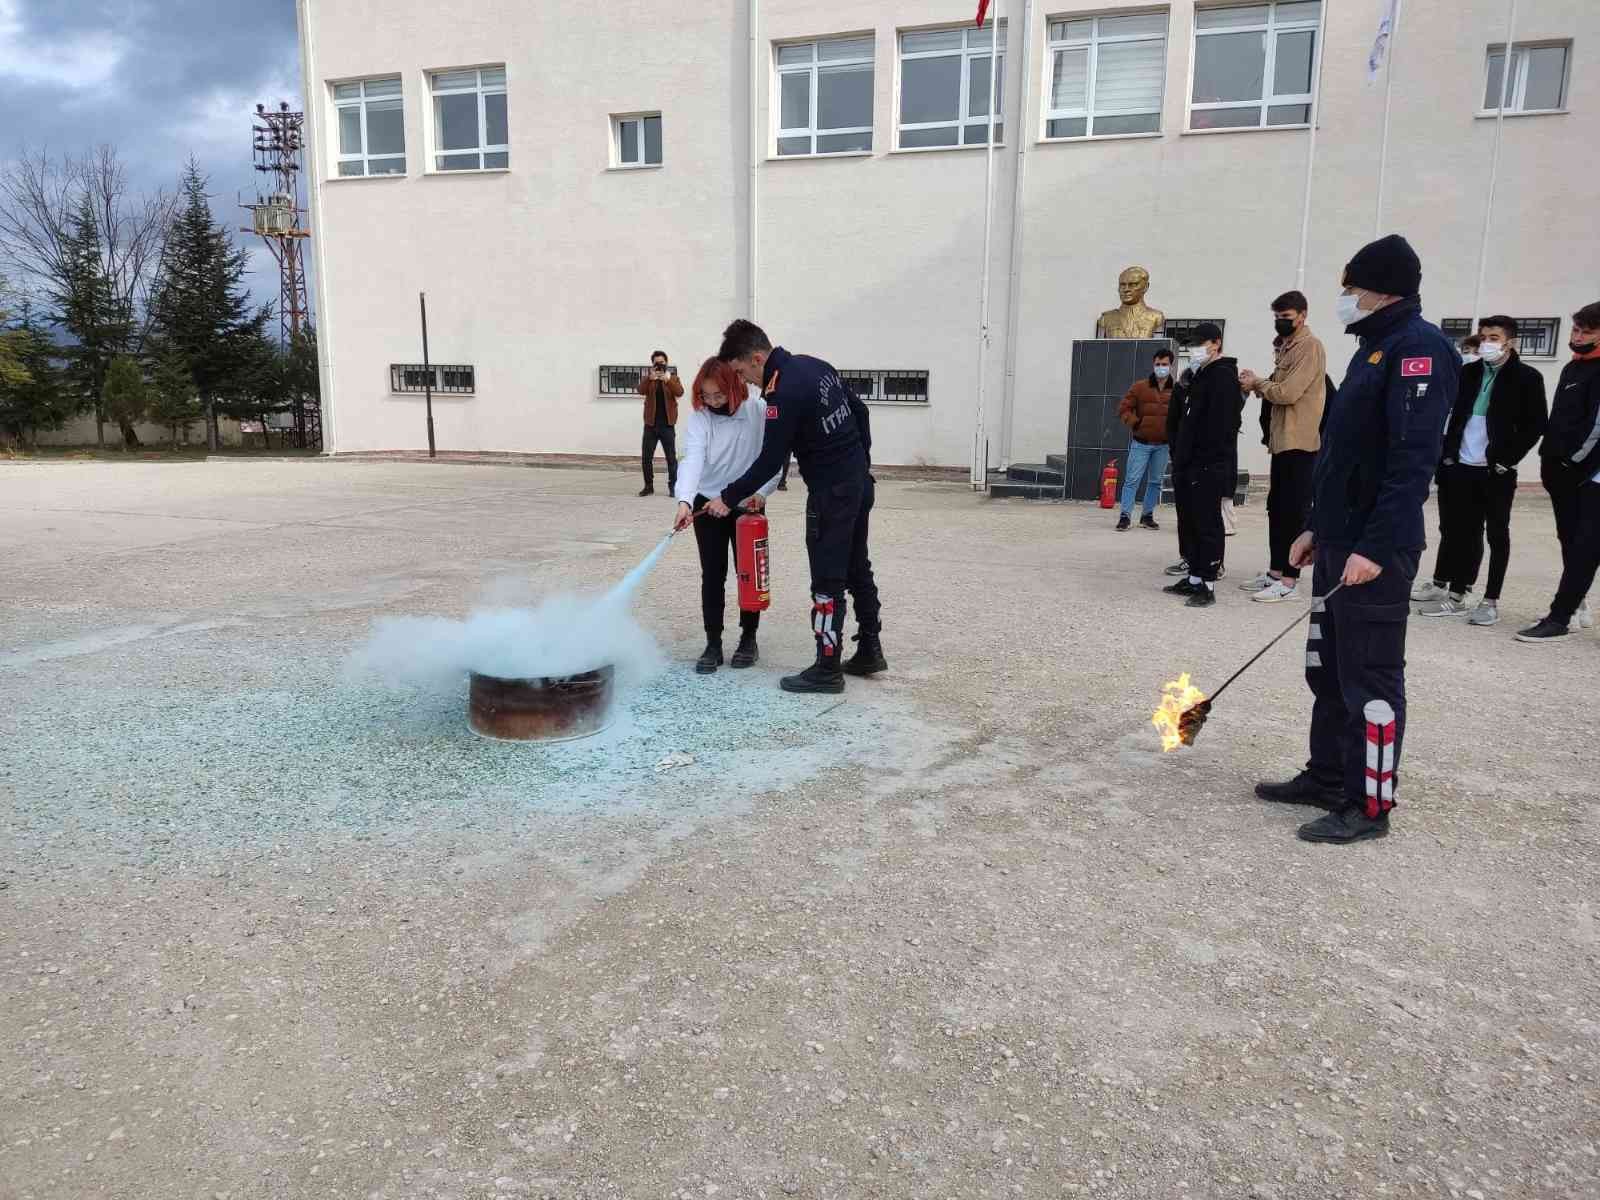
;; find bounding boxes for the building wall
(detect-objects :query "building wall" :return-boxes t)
[34,414,242,448]
[298,0,1599,475]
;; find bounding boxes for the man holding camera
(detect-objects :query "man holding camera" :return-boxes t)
[637,349,683,497]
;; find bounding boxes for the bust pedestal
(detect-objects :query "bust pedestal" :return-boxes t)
[1062,337,1174,501]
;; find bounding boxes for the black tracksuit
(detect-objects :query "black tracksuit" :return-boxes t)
[1429,352,1547,600]
[719,347,877,660]
[1539,352,1600,624]
[1169,357,1243,583]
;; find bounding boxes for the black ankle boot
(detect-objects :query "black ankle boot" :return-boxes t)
[730,630,759,668]
[842,633,887,677]
[780,642,844,694]
[695,641,723,674]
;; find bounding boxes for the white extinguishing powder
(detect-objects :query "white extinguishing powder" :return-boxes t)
[347,535,672,692]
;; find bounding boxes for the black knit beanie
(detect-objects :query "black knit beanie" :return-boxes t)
[1342,234,1422,297]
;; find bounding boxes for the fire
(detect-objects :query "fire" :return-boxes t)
[1152,673,1207,752]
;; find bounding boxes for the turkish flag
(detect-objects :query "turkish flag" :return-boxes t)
[975,0,990,27]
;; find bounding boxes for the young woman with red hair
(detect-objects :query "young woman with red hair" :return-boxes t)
[672,357,784,673]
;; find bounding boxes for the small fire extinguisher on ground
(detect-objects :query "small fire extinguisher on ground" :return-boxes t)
[735,511,771,613]
[1099,460,1119,508]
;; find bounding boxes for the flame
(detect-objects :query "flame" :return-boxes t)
[1152,673,1207,752]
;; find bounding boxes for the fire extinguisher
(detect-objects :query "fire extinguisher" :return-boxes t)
[1099,460,1119,508]
[735,511,771,613]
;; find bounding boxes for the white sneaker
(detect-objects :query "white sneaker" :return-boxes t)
[1411,581,1450,602]
[1253,580,1302,603]
[1579,602,1594,630]
[1467,601,1499,627]
[1418,595,1472,617]
[1239,571,1275,592]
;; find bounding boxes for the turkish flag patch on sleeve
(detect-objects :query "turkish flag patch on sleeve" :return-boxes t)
[766,405,779,420]
[1400,357,1433,377]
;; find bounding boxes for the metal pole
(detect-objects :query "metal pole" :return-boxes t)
[998,0,1033,471]
[973,3,1000,489]
[420,291,436,459]
[1472,0,1517,330]
[1293,3,1328,290]
[1373,0,1403,236]
[748,0,759,319]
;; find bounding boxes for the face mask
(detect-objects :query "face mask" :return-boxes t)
[1478,341,1505,363]
[1274,318,1297,338]
[1461,353,1480,365]
[1189,345,1211,366]
[1334,292,1365,327]
[1573,338,1599,355]
[1154,365,1171,380]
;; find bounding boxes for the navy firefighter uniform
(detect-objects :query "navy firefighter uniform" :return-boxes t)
[1285,236,1457,844]
[719,346,883,692]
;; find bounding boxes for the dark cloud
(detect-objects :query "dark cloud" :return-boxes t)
[0,0,303,305]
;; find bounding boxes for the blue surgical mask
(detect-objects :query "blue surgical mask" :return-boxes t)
[1154,365,1171,380]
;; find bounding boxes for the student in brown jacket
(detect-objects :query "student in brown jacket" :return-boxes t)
[1238,291,1327,602]
[1115,347,1176,531]
[636,349,683,496]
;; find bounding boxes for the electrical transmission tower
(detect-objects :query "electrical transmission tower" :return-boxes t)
[243,102,318,449]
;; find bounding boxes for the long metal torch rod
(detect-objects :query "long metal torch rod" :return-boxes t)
[1207,583,1345,706]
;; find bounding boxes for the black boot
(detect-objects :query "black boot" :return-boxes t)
[842,633,887,677]
[780,641,844,694]
[695,641,723,674]
[730,630,759,668]
[1255,772,1342,811]
[1297,803,1390,844]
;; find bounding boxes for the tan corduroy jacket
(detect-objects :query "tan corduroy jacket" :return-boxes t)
[1253,325,1327,454]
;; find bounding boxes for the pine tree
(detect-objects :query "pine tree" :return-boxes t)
[147,344,202,447]
[101,354,147,440]
[149,160,269,451]
[55,197,132,445]
[0,303,75,447]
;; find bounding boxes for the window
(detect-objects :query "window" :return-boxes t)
[430,67,508,170]
[1442,318,1561,359]
[898,24,1005,148]
[839,369,931,404]
[1046,13,1167,139]
[775,36,875,156]
[1483,43,1570,113]
[613,114,663,167]
[332,77,406,176]
[598,364,680,395]
[390,364,476,394]
[1190,2,1320,130]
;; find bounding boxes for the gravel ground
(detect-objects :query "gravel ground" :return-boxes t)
[1,460,1595,1200]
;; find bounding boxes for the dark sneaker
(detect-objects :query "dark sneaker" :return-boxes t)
[1255,773,1342,811]
[695,642,723,674]
[842,634,887,677]
[780,661,845,694]
[1297,804,1390,844]
[639,486,655,497]
[1164,559,1190,577]
[1164,578,1203,596]
[1185,587,1217,608]
[1515,618,1570,644]
[1116,513,1132,531]
[730,631,759,669]
[1139,514,1160,531]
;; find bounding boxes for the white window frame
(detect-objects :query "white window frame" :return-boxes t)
[428,66,509,172]
[612,112,663,168]
[1481,41,1571,115]
[774,36,875,157]
[1188,2,1321,132]
[896,22,1006,150]
[1044,13,1168,140]
[331,76,406,177]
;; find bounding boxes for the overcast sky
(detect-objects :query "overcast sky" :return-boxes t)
[0,0,303,306]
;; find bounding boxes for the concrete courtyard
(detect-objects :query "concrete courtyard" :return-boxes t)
[1,460,1595,1200]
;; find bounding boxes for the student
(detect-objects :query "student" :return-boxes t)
[1163,324,1243,608]
[673,358,783,673]
[637,349,683,497]
[1115,348,1175,531]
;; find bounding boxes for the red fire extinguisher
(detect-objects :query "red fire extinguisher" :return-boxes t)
[735,512,771,613]
[1099,460,1119,508]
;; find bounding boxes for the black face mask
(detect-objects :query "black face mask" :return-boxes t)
[1274,318,1297,338]
[1572,339,1599,355]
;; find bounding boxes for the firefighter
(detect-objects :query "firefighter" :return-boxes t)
[1255,235,1457,845]
[711,319,881,694]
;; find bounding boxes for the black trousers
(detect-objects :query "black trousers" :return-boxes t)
[1434,462,1518,599]
[1267,449,1316,580]
[806,473,867,660]
[1175,463,1228,582]
[691,496,760,640]
[642,424,676,491]
[1304,545,1419,815]
[849,475,883,636]
[1551,480,1600,625]
[1544,457,1583,555]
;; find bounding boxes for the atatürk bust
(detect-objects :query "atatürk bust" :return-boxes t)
[1096,266,1166,339]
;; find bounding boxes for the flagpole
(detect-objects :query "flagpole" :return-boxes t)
[1374,0,1403,235]
[1472,0,1517,330]
[973,2,1000,489]
[1293,1,1327,289]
